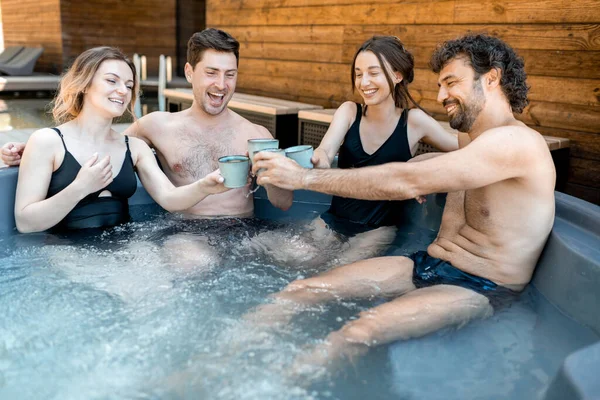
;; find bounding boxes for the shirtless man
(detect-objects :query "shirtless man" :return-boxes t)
[248,34,556,371]
[1,28,293,216]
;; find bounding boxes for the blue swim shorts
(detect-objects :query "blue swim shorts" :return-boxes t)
[409,251,520,309]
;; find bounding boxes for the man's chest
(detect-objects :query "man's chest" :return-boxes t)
[156,130,248,181]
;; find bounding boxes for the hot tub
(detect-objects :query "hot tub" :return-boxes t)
[0,166,598,400]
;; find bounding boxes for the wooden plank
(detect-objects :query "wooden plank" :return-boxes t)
[343,45,600,79]
[208,0,599,24]
[60,0,176,75]
[454,0,600,24]
[341,24,600,51]
[237,87,345,109]
[1,0,63,73]
[564,183,600,205]
[208,2,457,26]
[517,50,600,80]
[237,73,356,101]
[416,98,600,133]
[299,109,337,124]
[569,157,600,188]
[527,76,600,107]
[218,24,600,54]
[165,88,324,114]
[410,69,600,107]
[216,25,345,44]
[208,0,458,10]
[534,127,600,161]
[240,42,344,63]
[239,59,350,84]
[517,102,600,134]
[237,70,600,133]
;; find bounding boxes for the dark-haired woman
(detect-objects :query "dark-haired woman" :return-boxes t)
[312,36,457,231]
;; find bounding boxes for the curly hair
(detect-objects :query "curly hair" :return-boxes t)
[351,35,427,116]
[53,47,138,124]
[430,34,529,113]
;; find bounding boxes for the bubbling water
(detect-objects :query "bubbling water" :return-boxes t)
[0,213,596,400]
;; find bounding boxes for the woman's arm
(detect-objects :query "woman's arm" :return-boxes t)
[407,109,459,153]
[311,101,357,168]
[131,138,228,211]
[14,129,113,233]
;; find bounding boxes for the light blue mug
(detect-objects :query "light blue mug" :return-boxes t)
[253,148,285,175]
[248,138,279,165]
[218,155,249,188]
[285,145,314,169]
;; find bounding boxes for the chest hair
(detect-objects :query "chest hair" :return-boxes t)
[175,126,238,180]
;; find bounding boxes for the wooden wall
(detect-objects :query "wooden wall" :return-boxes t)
[208,0,600,205]
[177,0,206,76]
[0,0,176,75]
[60,0,177,75]
[1,0,63,72]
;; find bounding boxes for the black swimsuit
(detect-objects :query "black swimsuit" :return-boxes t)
[47,128,137,230]
[322,103,413,233]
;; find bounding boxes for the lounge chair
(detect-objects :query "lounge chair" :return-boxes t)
[0,47,44,76]
[0,46,24,65]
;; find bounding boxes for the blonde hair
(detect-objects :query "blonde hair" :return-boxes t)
[52,47,139,124]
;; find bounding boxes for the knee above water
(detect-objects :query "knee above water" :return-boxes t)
[339,321,378,347]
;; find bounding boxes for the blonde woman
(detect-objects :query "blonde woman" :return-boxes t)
[14,47,228,232]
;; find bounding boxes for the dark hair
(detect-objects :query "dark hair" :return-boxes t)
[187,28,240,69]
[430,33,529,113]
[351,36,426,116]
[53,47,138,124]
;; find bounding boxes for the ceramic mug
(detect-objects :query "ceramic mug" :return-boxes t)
[218,155,250,188]
[285,145,314,169]
[253,148,285,175]
[247,138,279,165]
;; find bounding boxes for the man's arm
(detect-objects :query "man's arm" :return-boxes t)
[1,142,26,166]
[254,126,537,200]
[122,111,173,147]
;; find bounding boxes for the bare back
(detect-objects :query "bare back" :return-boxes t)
[428,123,556,289]
[132,108,271,216]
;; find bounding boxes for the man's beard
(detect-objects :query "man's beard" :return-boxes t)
[447,80,485,133]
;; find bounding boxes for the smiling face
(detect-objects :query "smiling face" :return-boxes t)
[84,59,134,119]
[437,57,486,133]
[353,50,399,107]
[185,49,237,116]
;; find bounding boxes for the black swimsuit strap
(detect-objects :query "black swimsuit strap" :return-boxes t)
[51,127,68,151]
[124,135,134,165]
